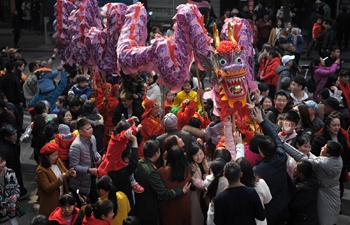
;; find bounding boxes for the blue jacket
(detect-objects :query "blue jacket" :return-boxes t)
[69,84,92,99]
[286,34,304,54]
[253,120,296,218]
[29,71,67,111]
[37,69,59,93]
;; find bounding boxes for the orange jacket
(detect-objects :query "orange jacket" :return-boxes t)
[312,23,323,39]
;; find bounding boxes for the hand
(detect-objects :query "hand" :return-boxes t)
[197,88,204,98]
[234,131,242,144]
[78,195,87,203]
[335,59,341,64]
[61,172,68,180]
[182,182,191,194]
[57,65,63,71]
[183,99,190,105]
[251,88,260,104]
[53,48,58,54]
[250,107,263,124]
[137,124,142,132]
[196,138,203,146]
[330,86,338,91]
[88,168,98,176]
[125,129,136,142]
[133,94,139,99]
[130,116,139,124]
[94,158,102,166]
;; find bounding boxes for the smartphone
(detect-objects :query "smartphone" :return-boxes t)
[323,57,329,61]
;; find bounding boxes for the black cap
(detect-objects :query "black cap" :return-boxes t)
[321,97,340,111]
[0,124,17,137]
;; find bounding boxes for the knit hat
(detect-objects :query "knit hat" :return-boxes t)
[163,113,178,128]
[80,94,88,102]
[40,142,59,155]
[0,124,17,137]
[281,55,295,65]
[58,124,70,135]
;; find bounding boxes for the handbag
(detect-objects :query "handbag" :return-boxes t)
[15,202,25,218]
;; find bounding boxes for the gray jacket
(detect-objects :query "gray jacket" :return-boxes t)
[69,135,101,195]
[276,65,291,90]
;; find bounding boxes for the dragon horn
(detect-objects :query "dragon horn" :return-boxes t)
[228,23,237,45]
[213,23,220,47]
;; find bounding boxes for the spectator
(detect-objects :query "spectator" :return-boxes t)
[259,49,280,99]
[145,72,161,108]
[220,9,230,26]
[337,6,350,50]
[320,20,336,57]
[314,0,324,16]
[276,55,294,90]
[338,69,350,121]
[293,104,318,138]
[31,0,42,34]
[23,62,39,106]
[54,124,76,168]
[304,100,324,132]
[286,27,304,65]
[21,0,32,32]
[257,12,273,51]
[214,161,265,225]
[240,5,251,19]
[68,75,92,100]
[134,140,190,225]
[172,80,202,111]
[260,96,273,114]
[268,18,287,46]
[30,215,50,225]
[82,200,115,225]
[266,91,289,124]
[12,9,21,48]
[307,17,323,57]
[290,75,309,106]
[69,119,101,205]
[324,46,341,71]
[68,97,84,120]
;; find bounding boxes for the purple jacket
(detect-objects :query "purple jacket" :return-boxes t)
[313,63,338,101]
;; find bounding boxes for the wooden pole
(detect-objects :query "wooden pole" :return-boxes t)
[246,89,257,132]
[162,85,166,118]
[194,60,206,114]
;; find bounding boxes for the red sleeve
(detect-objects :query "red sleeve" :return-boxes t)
[262,59,280,80]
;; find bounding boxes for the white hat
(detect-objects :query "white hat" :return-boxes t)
[281,55,295,65]
[315,0,322,4]
[163,113,178,128]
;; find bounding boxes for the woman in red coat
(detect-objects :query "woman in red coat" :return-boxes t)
[259,49,281,98]
[158,145,191,225]
[139,98,164,157]
[103,84,120,144]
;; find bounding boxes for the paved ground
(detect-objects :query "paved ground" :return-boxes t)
[1,29,350,224]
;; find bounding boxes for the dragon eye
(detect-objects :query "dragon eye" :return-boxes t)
[219,59,228,66]
[235,57,242,64]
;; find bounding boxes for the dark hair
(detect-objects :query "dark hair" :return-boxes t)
[96,176,118,218]
[296,134,312,147]
[296,160,313,178]
[114,120,132,134]
[164,135,179,152]
[324,20,332,26]
[45,124,58,140]
[281,77,292,90]
[213,148,232,162]
[85,200,113,220]
[297,104,317,131]
[183,79,193,89]
[166,146,191,182]
[143,140,160,158]
[285,110,300,125]
[204,158,226,201]
[309,57,321,77]
[275,18,284,28]
[0,151,6,161]
[257,135,277,157]
[40,150,57,168]
[68,97,81,108]
[57,96,68,108]
[293,75,307,90]
[58,108,71,125]
[274,90,288,99]
[63,63,78,78]
[276,37,287,46]
[324,73,339,89]
[77,118,91,130]
[146,72,158,85]
[15,59,25,68]
[5,60,15,72]
[339,69,350,77]
[236,157,258,187]
[29,62,38,73]
[318,88,330,99]
[249,135,261,154]
[326,140,342,157]
[323,111,340,135]
[30,215,49,225]
[34,101,47,115]
[224,161,241,182]
[83,100,96,114]
[258,82,269,92]
[59,193,76,206]
[123,216,141,225]
[260,96,273,107]
[76,75,87,83]
[330,46,340,52]
[188,117,201,129]
[268,49,279,59]
[187,142,204,163]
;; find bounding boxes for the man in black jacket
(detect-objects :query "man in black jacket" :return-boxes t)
[0,123,28,199]
[320,20,336,57]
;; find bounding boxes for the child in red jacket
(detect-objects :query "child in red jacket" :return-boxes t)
[49,193,84,225]
[307,17,323,57]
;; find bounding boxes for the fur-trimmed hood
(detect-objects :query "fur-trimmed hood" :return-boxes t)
[182,125,206,139]
[81,113,104,127]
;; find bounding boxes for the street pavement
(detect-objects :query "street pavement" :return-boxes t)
[1,30,350,224]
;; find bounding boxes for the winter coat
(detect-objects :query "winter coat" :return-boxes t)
[312,63,338,101]
[37,69,59,93]
[0,139,22,189]
[321,29,336,50]
[290,91,309,106]
[254,179,272,225]
[30,71,67,111]
[21,2,31,20]
[182,125,206,140]
[253,120,296,218]
[172,90,202,111]
[82,215,111,225]
[36,158,70,217]
[284,143,342,225]
[286,34,304,54]
[81,113,104,152]
[260,57,281,86]
[205,121,223,146]
[288,177,319,225]
[312,23,323,39]
[276,65,291,90]
[49,207,84,225]
[69,135,101,195]
[268,28,287,46]
[0,168,20,223]
[146,83,161,107]
[69,84,92,99]
[258,18,272,38]
[139,116,164,158]
[55,133,77,168]
[0,71,23,104]
[23,74,37,102]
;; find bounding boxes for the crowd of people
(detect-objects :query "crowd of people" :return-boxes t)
[0,0,350,225]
